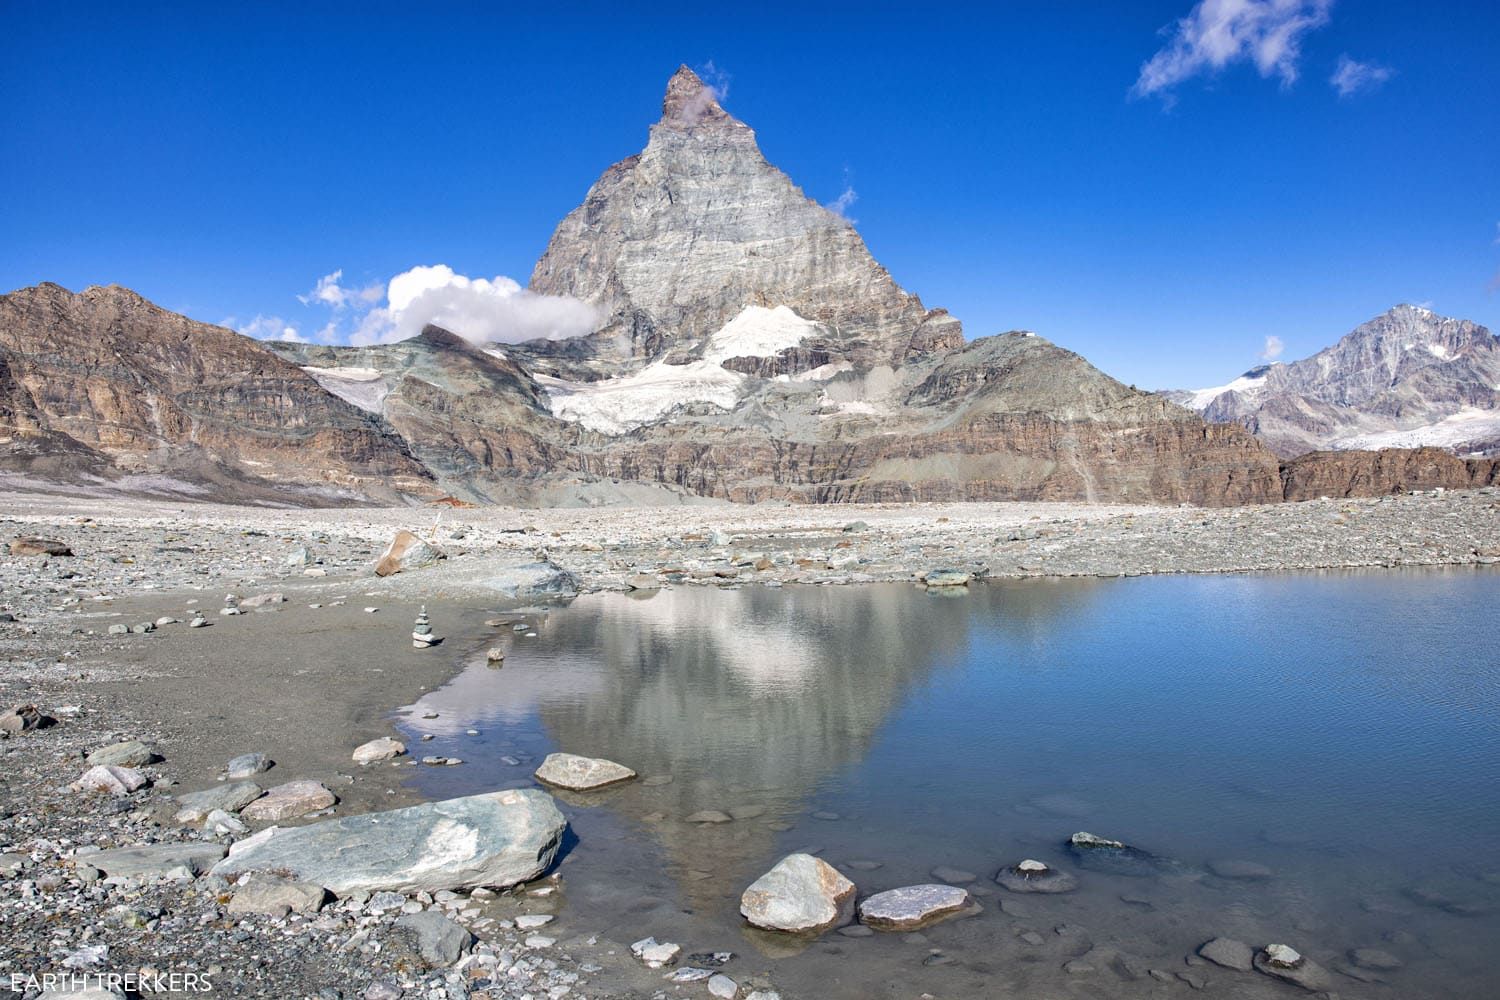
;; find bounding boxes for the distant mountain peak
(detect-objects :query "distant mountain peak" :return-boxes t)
[660,65,732,128]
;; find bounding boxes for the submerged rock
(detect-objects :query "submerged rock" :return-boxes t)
[533,752,636,791]
[211,788,565,894]
[995,859,1078,894]
[1198,937,1254,971]
[857,884,973,931]
[740,853,855,935]
[1208,859,1274,880]
[1065,833,1177,877]
[630,937,682,968]
[1254,944,1331,992]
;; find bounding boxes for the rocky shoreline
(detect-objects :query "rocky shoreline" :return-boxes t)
[1,488,1496,999]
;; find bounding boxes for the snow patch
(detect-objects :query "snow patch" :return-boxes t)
[1183,372,1268,410]
[1426,343,1455,361]
[1334,407,1500,451]
[301,366,390,413]
[543,306,823,434]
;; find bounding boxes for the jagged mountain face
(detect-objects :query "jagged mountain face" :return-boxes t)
[0,283,434,502]
[1173,306,1500,458]
[525,66,963,370]
[268,327,578,502]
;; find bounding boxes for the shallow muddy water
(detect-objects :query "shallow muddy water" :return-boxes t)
[400,570,1500,998]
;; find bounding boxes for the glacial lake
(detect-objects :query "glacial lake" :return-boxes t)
[400,570,1500,999]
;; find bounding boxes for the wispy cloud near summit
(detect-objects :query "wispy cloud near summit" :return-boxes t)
[1133,0,1334,103]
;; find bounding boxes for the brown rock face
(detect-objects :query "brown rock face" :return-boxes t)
[1280,447,1500,501]
[0,283,434,501]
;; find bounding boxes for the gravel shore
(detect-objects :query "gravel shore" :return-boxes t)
[1,487,1495,999]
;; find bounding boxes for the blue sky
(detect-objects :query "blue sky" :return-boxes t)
[3,1,1497,388]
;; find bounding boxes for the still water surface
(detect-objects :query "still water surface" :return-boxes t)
[401,570,1500,998]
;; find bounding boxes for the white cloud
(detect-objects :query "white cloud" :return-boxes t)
[232,314,305,343]
[824,185,858,222]
[1330,55,1393,97]
[298,269,383,309]
[1133,0,1334,102]
[1260,334,1284,361]
[349,265,600,346]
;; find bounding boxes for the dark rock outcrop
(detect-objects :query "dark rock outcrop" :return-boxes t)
[1280,447,1500,501]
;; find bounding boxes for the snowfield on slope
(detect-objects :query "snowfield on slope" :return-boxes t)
[1334,407,1500,452]
[300,366,390,414]
[542,305,826,434]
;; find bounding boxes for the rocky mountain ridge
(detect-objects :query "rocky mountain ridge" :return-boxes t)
[5,69,1497,506]
[1169,305,1500,458]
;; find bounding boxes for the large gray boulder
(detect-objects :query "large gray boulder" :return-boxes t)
[374,530,444,577]
[211,788,565,894]
[476,560,579,601]
[740,853,855,935]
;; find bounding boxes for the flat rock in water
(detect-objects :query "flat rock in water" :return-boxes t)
[352,737,406,764]
[923,568,971,587]
[534,752,636,791]
[931,866,977,884]
[226,874,328,916]
[1198,937,1254,971]
[857,884,973,931]
[211,788,565,894]
[396,910,474,966]
[239,779,337,822]
[85,740,158,768]
[174,781,264,824]
[740,852,855,935]
[91,842,227,878]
